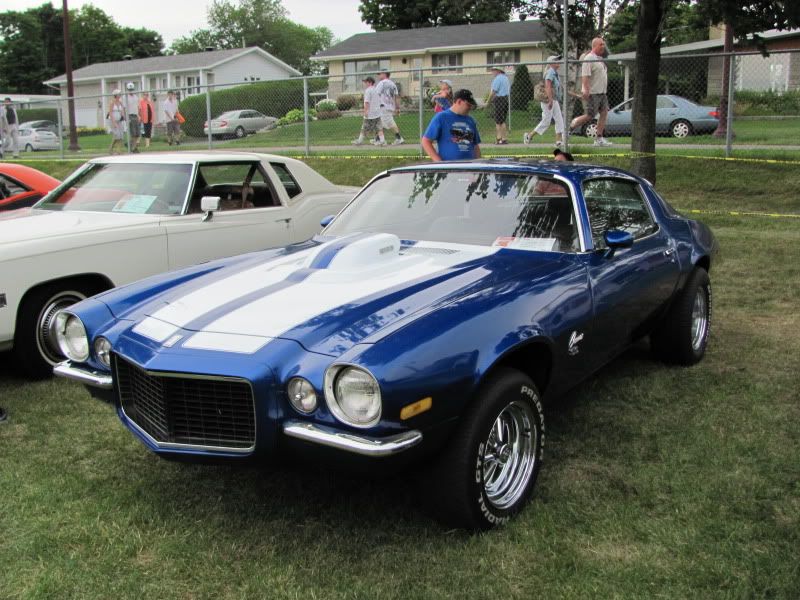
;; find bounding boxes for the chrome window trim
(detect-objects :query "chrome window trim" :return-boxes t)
[115,356,257,454]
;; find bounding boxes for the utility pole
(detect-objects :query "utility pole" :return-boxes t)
[62,0,80,151]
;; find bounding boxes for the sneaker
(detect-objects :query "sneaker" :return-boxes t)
[372,140,387,146]
[497,139,509,145]
[352,138,364,145]
[392,137,404,145]
[523,132,531,144]
[593,137,612,147]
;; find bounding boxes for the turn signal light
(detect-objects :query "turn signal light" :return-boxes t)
[400,397,432,420]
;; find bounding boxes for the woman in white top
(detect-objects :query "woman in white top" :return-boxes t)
[107,90,125,154]
[523,56,565,147]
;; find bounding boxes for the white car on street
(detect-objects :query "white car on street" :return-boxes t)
[0,152,357,377]
[18,127,61,152]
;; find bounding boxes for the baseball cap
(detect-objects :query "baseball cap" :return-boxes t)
[126,82,135,91]
[491,66,505,73]
[111,88,121,95]
[362,76,375,84]
[547,55,561,63]
[453,89,477,108]
[553,148,574,161]
[439,79,453,88]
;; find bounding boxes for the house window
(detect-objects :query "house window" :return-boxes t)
[343,58,391,92]
[411,58,423,81]
[487,49,520,69]
[186,76,201,95]
[432,53,463,73]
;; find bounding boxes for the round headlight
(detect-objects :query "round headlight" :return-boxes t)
[287,377,317,413]
[325,366,381,427]
[55,312,89,362]
[94,336,112,368]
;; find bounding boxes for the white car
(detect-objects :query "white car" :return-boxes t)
[0,152,357,377]
[18,127,61,152]
[203,110,277,139]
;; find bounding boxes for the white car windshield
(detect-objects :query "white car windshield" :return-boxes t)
[35,162,193,215]
[324,170,579,252]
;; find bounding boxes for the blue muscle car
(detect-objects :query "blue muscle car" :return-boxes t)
[54,160,718,530]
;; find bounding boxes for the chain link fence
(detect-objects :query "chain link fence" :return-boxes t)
[3,49,799,159]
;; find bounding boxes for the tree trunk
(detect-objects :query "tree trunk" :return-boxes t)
[713,23,734,138]
[630,0,665,184]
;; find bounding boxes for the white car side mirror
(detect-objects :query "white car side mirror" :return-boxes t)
[200,196,220,221]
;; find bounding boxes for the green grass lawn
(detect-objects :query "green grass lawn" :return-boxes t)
[1,157,798,598]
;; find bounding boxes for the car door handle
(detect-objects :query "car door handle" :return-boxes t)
[275,217,292,224]
[663,248,676,262]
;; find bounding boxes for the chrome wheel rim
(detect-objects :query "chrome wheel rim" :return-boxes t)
[673,122,690,138]
[482,400,538,510]
[35,290,86,365]
[690,287,708,351]
[584,123,598,138]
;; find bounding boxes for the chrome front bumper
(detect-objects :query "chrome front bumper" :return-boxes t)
[283,421,422,457]
[53,361,113,389]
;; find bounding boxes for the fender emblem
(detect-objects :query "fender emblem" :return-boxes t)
[568,331,584,356]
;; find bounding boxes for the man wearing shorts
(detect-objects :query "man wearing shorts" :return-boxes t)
[570,37,612,147]
[373,70,404,145]
[488,66,510,144]
[352,76,385,145]
[124,82,141,153]
[163,90,180,146]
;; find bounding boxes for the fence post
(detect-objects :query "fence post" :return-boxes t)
[418,68,424,155]
[725,53,735,158]
[624,65,630,100]
[205,85,213,150]
[57,100,65,160]
[303,77,310,157]
[561,0,570,152]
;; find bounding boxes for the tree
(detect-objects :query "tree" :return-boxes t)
[511,64,534,110]
[605,2,707,54]
[170,0,333,74]
[516,0,619,57]
[358,0,519,30]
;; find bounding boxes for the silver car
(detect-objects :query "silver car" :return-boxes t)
[575,95,719,138]
[18,127,60,152]
[203,110,277,139]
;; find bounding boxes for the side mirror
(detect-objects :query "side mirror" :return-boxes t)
[200,196,220,221]
[602,230,633,258]
[320,214,335,228]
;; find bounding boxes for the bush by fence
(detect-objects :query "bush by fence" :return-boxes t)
[178,78,327,137]
[703,89,800,116]
[18,107,58,124]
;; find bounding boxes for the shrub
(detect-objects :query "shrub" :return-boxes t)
[316,110,341,120]
[277,108,317,126]
[76,126,107,137]
[178,78,327,136]
[703,90,800,116]
[18,107,59,123]
[511,64,534,111]
[336,94,359,111]
[316,99,337,112]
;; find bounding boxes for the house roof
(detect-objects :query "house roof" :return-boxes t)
[313,20,547,60]
[610,28,800,61]
[45,47,301,85]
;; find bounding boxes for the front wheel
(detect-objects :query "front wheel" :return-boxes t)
[25,144,34,152]
[14,281,104,378]
[424,367,545,530]
[651,267,711,365]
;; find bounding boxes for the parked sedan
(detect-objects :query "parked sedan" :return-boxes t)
[56,159,718,530]
[575,95,719,138]
[0,152,356,378]
[0,163,60,211]
[19,120,60,135]
[18,127,61,152]
[203,110,277,139]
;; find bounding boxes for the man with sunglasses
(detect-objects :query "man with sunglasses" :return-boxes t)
[422,89,482,162]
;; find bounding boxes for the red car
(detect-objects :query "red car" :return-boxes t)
[0,163,60,211]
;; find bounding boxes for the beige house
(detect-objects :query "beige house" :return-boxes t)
[312,21,549,99]
[44,47,301,128]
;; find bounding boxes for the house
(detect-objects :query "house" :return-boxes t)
[312,21,549,99]
[44,47,302,128]
[611,27,800,98]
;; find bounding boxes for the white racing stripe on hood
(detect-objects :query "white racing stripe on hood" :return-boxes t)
[132,241,336,342]
[196,242,498,341]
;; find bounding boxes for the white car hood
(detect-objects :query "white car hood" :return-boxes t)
[0,208,161,246]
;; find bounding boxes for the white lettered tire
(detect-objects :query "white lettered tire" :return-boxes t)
[425,367,545,530]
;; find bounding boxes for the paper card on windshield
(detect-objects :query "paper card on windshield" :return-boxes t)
[493,237,558,251]
[112,194,158,213]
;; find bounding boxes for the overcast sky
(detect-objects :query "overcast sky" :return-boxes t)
[2,0,372,46]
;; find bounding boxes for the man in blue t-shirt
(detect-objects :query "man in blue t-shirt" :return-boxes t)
[422,89,482,161]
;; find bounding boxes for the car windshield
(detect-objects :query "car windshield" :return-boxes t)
[324,170,578,251]
[35,162,193,215]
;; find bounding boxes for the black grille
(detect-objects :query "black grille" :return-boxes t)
[115,356,255,450]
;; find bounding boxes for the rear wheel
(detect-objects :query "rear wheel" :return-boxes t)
[670,119,693,138]
[651,267,711,365]
[424,367,545,530]
[234,126,246,139]
[583,121,598,138]
[14,280,106,379]
[25,144,34,152]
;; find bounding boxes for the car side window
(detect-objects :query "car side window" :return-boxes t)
[583,178,657,248]
[270,162,302,199]
[190,163,280,212]
[0,174,28,197]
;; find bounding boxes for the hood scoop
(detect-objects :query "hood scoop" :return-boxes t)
[321,233,401,271]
